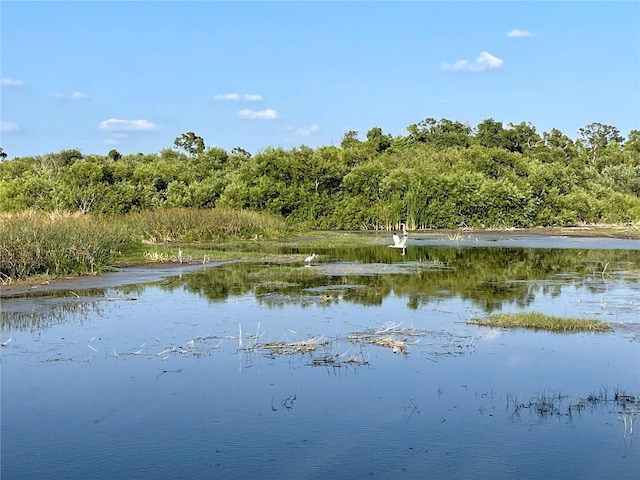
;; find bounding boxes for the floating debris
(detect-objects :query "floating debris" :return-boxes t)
[253,336,327,356]
[348,322,421,354]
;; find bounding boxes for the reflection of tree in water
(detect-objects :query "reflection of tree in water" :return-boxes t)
[160,245,639,312]
[3,245,635,331]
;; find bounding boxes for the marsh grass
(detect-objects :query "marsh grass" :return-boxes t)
[0,208,291,281]
[0,211,134,281]
[468,312,611,332]
[125,207,289,243]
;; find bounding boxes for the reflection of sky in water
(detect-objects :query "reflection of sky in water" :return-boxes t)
[413,232,640,250]
[2,240,639,479]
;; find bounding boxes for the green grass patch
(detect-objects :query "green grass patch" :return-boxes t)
[468,312,611,332]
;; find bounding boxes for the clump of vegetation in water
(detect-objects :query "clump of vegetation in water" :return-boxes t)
[467,312,611,332]
[506,386,639,426]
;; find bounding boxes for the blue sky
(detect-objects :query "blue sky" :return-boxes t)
[1,1,639,159]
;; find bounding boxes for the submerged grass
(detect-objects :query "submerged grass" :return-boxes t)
[468,312,611,332]
[506,387,639,422]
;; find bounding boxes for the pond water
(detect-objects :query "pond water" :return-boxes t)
[2,233,639,479]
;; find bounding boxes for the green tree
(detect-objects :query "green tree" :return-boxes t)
[578,122,624,163]
[405,117,472,148]
[623,130,640,156]
[174,132,205,157]
[33,149,83,177]
[366,127,392,154]
[501,122,541,153]
[475,118,504,149]
[190,147,228,180]
[231,147,251,158]
[55,161,108,213]
[340,130,361,150]
[107,149,122,162]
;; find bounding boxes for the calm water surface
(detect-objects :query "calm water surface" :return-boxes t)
[2,233,639,479]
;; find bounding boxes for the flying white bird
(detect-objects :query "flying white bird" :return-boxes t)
[390,233,408,248]
[304,253,317,266]
[389,226,408,255]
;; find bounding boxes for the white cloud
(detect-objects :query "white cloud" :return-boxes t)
[237,108,278,120]
[1,78,23,87]
[476,51,504,70]
[442,51,504,72]
[0,120,19,132]
[507,28,533,38]
[214,93,264,101]
[214,93,241,100]
[53,91,89,100]
[287,124,320,135]
[70,91,89,100]
[98,118,160,131]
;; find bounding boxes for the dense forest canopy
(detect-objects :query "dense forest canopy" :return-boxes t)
[1,118,639,229]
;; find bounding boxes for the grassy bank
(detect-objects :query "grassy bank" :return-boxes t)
[0,211,134,282]
[468,312,611,332]
[0,208,291,282]
[2,208,639,284]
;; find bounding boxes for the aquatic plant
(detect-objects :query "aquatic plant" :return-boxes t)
[468,312,611,332]
[506,388,640,427]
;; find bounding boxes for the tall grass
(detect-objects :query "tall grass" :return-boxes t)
[125,208,290,243]
[0,208,291,282]
[0,210,134,281]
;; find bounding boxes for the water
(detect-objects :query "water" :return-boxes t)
[2,234,639,479]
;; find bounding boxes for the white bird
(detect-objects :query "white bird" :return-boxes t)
[304,253,317,266]
[389,226,408,255]
[391,233,408,248]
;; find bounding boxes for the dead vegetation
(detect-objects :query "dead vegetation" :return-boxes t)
[256,337,328,356]
[32,319,475,368]
[347,321,421,354]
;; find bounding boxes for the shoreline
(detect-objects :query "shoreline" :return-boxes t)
[1,226,638,298]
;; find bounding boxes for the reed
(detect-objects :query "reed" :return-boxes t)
[0,208,291,282]
[124,207,289,243]
[468,312,611,332]
[0,210,133,281]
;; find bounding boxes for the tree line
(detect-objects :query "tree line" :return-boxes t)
[1,118,639,229]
